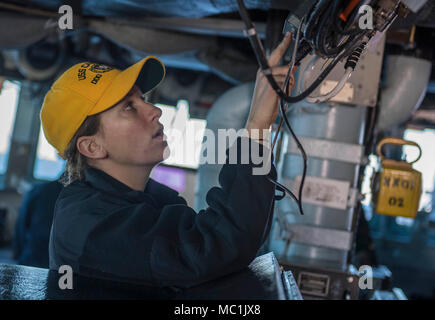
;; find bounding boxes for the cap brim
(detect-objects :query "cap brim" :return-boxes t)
[89,56,165,115]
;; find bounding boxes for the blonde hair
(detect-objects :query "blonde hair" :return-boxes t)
[60,114,101,186]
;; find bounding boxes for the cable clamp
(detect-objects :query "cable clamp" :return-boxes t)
[262,68,272,75]
[274,184,286,201]
[243,28,257,37]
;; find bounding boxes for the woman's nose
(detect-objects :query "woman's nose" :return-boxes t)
[142,102,162,123]
[152,104,162,121]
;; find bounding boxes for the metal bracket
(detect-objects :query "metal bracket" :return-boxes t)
[283,176,360,209]
[287,137,364,164]
[277,224,353,251]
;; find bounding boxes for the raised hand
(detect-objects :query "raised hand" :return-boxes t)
[246,32,296,135]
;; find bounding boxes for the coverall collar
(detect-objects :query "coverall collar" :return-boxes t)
[84,167,183,207]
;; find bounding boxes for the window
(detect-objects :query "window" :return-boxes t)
[0,80,20,175]
[156,100,207,169]
[33,125,65,180]
[403,128,435,212]
[151,165,186,193]
[361,154,380,207]
[32,99,206,179]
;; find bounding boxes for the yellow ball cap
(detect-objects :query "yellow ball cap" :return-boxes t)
[40,56,165,157]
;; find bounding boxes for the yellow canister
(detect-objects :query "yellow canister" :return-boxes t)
[375,137,422,218]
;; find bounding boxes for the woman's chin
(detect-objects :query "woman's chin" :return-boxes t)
[162,144,171,161]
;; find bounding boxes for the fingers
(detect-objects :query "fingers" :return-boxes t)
[260,65,296,82]
[268,32,292,66]
[264,73,294,93]
[256,61,296,93]
[270,65,294,76]
[274,76,295,90]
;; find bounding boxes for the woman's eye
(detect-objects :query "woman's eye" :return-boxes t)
[125,104,135,111]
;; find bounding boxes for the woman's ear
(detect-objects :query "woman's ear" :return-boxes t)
[76,136,107,159]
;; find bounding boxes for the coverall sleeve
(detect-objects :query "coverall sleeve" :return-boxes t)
[149,136,277,287]
[80,137,277,288]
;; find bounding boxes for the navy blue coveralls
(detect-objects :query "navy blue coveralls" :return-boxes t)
[49,137,277,288]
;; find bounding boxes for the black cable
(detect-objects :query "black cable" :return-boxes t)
[268,19,307,215]
[333,0,365,36]
[237,0,321,103]
[295,40,313,66]
[280,62,307,215]
[237,0,368,104]
[317,0,362,57]
[237,0,358,215]
[267,51,307,214]
[304,0,332,44]
[274,11,307,215]
[237,0,369,215]
[266,65,307,215]
[304,0,364,58]
[316,3,336,56]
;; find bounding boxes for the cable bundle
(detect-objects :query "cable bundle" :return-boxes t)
[236,0,372,215]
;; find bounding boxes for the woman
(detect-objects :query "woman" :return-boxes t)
[41,32,295,288]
